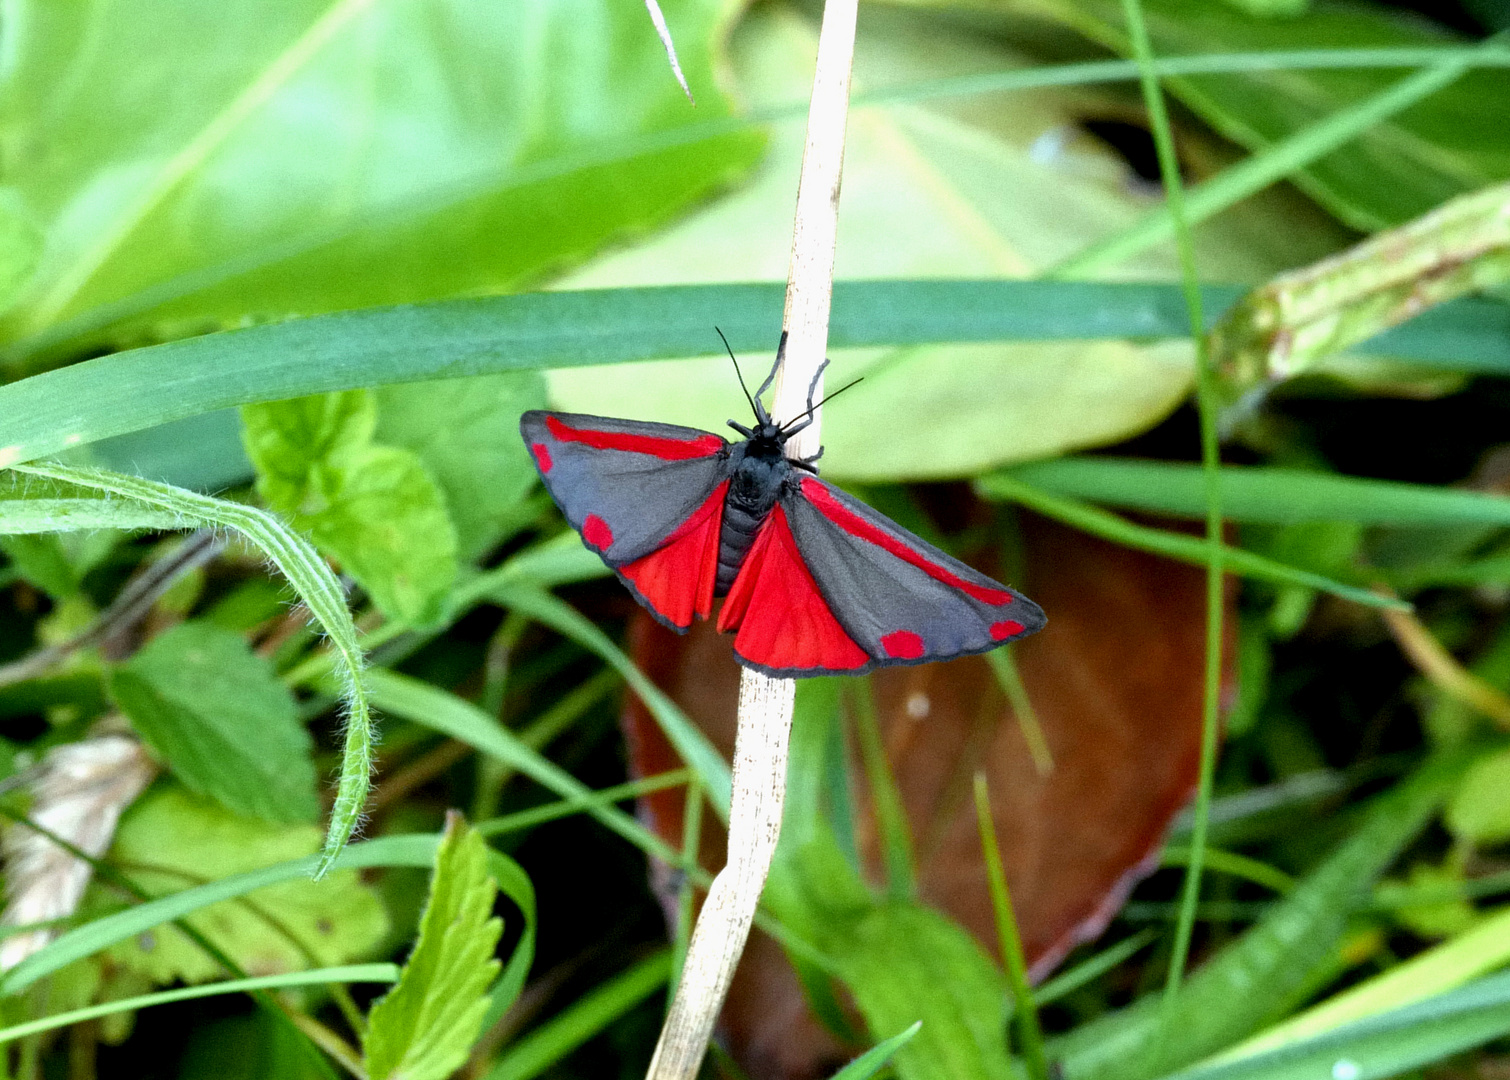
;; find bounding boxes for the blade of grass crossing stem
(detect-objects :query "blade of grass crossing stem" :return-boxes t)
[489,582,732,816]
[474,771,691,839]
[9,461,370,875]
[0,966,399,1045]
[1118,0,1224,1005]
[1048,41,1491,277]
[486,950,673,1080]
[851,680,915,898]
[974,773,1048,1080]
[975,474,1405,611]
[827,1022,924,1080]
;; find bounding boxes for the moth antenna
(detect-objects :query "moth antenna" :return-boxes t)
[753,331,785,405]
[779,374,864,436]
[716,326,760,420]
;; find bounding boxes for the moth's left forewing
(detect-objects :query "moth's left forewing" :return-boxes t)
[784,476,1045,666]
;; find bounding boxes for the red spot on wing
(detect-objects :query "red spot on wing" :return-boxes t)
[583,514,614,550]
[717,505,868,673]
[621,482,728,629]
[881,630,925,659]
[991,619,1025,641]
[546,415,723,461]
[532,442,553,472]
[800,477,1014,605]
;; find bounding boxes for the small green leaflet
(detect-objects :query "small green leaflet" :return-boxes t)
[109,621,318,824]
[241,390,458,626]
[365,812,503,1080]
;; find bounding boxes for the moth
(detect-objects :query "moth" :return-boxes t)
[520,334,1045,677]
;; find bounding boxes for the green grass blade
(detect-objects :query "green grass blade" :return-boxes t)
[2,283,1508,468]
[1158,971,1510,1080]
[0,965,399,1044]
[1217,902,1510,1063]
[1033,931,1159,1008]
[827,1022,924,1080]
[9,461,372,874]
[975,473,1407,610]
[0,834,439,995]
[485,950,672,1080]
[1049,43,1491,278]
[474,771,690,839]
[1011,458,1510,526]
[363,668,680,864]
[1053,751,1473,1080]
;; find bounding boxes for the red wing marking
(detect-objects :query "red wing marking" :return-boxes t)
[880,630,925,659]
[531,443,553,472]
[583,514,614,550]
[799,477,1014,605]
[546,415,724,461]
[620,482,728,629]
[991,619,1025,640]
[717,505,868,673]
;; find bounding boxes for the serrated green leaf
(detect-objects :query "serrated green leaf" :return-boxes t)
[242,390,457,625]
[108,621,317,823]
[372,373,546,562]
[1446,748,1510,845]
[101,786,388,987]
[364,812,502,1080]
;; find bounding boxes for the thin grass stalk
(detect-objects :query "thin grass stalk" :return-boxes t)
[643,0,857,1070]
[1114,0,1225,1012]
[973,773,1048,1080]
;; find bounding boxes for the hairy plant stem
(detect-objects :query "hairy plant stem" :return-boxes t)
[643,0,857,1073]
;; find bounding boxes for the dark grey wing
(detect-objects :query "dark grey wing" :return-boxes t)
[520,410,730,567]
[782,474,1045,667]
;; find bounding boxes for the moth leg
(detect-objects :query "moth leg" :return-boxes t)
[791,446,825,473]
[753,330,788,402]
[727,420,755,437]
[803,357,831,414]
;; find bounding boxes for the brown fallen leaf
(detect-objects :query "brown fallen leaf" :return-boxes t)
[622,506,1234,1078]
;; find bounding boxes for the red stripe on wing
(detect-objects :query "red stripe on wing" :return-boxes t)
[620,482,728,629]
[546,415,724,460]
[716,504,868,673]
[799,477,1014,605]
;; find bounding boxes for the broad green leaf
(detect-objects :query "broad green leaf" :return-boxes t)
[2,282,1507,473]
[1052,751,1473,1080]
[372,373,546,562]
[0,534,81,597]
[108,621,317,823]
[991,0,1510,231]
[0,0,763,363]
[242,390,457,625]
[364,813,502,1080]
[1445,748,1510,845]
[545,3,1352,479]
[99,786,388,986]
[177,1010,343,1080]
[1007,457,1510,526]
[0,189,41,316]
[835,903,1013,1080]
[6,460,373,875]
[1160,970,1510,1080]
